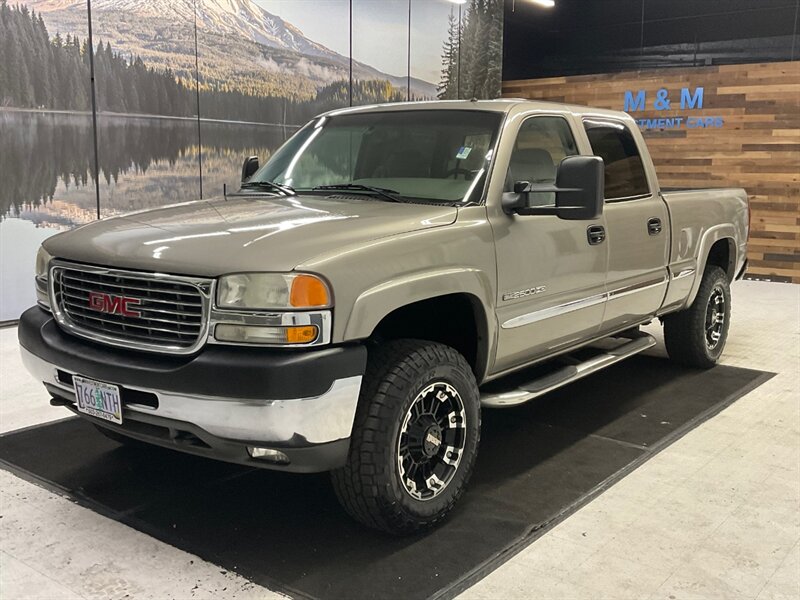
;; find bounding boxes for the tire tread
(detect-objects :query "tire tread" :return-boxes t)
[664,266,730,369]
[331,339,479,534]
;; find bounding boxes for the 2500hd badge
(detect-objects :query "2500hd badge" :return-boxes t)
[503,286,547,301]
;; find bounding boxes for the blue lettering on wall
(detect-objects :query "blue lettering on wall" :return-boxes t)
[623,86,722,130]
[624,90,646,112]
[680,87,704,109]
[653,88,671,110]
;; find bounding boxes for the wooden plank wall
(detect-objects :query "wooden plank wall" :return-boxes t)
[503,61,800,283]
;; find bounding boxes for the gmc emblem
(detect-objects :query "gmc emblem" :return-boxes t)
[88,292,142,317]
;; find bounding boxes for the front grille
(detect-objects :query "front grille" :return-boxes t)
[51,263,211,354]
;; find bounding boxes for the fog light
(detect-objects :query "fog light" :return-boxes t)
[247,446,290,464]
[215,324,318,345]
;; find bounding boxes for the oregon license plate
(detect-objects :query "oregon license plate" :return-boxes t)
[73,376,123,425]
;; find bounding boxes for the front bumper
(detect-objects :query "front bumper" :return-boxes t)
[18,307,367,472]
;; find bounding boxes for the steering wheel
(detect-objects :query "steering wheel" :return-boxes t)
[444,167,475,180]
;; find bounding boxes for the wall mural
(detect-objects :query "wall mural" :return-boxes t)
[0,0,504,321]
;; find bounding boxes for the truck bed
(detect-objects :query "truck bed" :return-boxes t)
[659,187,749,313]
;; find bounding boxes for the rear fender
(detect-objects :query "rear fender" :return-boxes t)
[685,225,737,308]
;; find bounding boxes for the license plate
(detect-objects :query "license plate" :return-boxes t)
[73,376,123,425]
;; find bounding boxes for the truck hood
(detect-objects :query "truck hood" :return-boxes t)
[44,194,457,277]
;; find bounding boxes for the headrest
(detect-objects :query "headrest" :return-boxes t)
[509,148,556,184]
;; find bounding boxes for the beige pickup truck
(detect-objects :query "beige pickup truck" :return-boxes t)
[20,100,749,534]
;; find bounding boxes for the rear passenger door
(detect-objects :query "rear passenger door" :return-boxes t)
[583,118,669,332]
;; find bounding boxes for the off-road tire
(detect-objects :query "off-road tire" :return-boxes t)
[664,266,731,368]
[331,340,480,535]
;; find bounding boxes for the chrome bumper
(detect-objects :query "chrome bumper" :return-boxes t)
[21,346,362,447]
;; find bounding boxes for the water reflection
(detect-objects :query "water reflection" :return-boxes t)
[0,110,292,320]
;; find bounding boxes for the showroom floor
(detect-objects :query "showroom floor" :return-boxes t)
[1,280,798,600]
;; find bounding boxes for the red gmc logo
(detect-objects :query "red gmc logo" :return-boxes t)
[88,292,142,317]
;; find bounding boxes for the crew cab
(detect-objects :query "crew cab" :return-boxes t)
[19,100,749,534]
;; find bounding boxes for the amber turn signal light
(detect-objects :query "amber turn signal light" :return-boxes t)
[285,325,319,344]
[290,274,330,307]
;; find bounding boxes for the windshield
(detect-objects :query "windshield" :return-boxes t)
[249,110,503,203]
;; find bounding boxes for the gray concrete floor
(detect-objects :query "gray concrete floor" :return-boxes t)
[1,280,798,599]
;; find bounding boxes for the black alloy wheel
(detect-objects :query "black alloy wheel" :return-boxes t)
[705,285,726,350]
[664,265,731,368]
[331,339,480,534]
[397,381,467,501]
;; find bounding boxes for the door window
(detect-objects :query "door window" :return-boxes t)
[505,117,578,206]
[584,121,650,200]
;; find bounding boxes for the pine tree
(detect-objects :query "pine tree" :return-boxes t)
[484,0,503,99]
[122,58,141,113]
[451,0,503,101]
[438,10,460,100]
[0,1,9,106]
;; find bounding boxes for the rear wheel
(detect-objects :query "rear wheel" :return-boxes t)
[331,340,480,534]
[664,266,731,368]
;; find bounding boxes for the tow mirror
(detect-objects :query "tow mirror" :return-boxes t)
[241,155,259,183]
[502,155,605,221]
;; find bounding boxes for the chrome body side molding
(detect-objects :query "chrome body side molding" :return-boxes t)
[671,268,696,280]
[607,276,668,300]
[501,293,606,329]
[501,275,667,330]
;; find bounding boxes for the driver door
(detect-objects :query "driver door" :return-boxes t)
[489,114,608,373]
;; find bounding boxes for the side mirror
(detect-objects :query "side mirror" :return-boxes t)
[241,155,259,183]
[502,155,605,221]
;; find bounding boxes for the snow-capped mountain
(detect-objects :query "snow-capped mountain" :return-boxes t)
[85,0,340,59]
[201,0,340,59]
[28,0,437,98]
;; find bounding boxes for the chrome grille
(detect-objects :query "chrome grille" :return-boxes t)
[50,262,212,354]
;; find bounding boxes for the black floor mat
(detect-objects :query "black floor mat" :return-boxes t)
[0,356,771,600]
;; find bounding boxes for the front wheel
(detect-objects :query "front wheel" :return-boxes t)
[664,266,731,368]
[331,340,480,535]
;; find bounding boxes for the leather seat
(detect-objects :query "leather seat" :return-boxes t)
[505,148,557,206]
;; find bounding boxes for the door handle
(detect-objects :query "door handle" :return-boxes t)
[647,217,663,235]
[587,225,606,245]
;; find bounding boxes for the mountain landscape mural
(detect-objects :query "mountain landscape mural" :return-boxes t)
[0,0,502,321]
[26,0,437,105]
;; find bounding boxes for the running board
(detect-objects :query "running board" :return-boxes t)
[480,334,657,408]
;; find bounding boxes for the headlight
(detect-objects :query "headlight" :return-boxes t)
[35,246,52,280]
[216,273,331,310]
[34,246,53,309]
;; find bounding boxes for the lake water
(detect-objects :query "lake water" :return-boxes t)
[0,110,293,321]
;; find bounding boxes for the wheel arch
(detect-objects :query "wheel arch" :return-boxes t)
[343,269,495,381]
[686,225,737,307]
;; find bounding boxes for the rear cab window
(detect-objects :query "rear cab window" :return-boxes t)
[583,119,650,201]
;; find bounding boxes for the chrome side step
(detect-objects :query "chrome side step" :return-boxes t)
[480,334,657,408]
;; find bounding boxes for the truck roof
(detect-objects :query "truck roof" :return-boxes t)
[322,98,632,122]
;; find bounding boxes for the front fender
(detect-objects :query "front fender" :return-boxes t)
[343,267,496,374]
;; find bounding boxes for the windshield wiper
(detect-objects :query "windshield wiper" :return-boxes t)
[240,180,296,196]
[312,183,407,203]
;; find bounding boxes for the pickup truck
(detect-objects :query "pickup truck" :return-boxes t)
[19,100,749,534]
